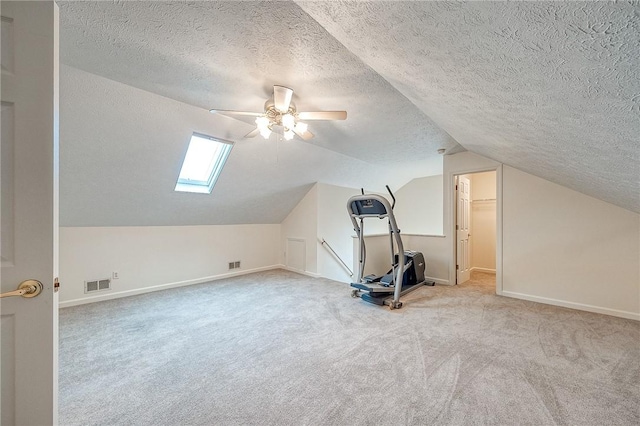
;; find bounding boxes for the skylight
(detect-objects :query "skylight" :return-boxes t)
[175,133,233,194]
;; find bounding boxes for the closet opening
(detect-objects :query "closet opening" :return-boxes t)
[455,171,497,290]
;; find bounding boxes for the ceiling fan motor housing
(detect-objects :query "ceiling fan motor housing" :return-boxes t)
[264,99,297,128]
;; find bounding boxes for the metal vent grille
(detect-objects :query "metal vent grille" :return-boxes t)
[85,278,111,293]
[85,281,98,293]
[228,260,241,270]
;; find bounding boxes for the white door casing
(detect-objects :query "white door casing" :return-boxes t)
[1,1,59,425]
[445,154,502,294]
[456,175,471,284]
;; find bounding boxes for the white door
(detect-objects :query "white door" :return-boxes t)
[1,1,59,424]
[456,175,471,284]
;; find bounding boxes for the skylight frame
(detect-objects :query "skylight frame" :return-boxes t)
[174,133,234,194]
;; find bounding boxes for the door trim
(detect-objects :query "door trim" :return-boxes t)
[448,165,503,295]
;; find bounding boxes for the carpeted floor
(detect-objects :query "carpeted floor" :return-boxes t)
[59,270,640,425]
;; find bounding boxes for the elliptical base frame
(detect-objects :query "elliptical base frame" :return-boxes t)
[352,279,435,309]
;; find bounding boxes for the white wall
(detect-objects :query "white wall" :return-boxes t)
[444,151,640,320]
[317,183,361,283]
[393,175,444,235]
[59,224,280,306]
[471,171,496,200]
[281,182,403,281]
[403,235,449,283]
[356,234,449,284]
[60,151,640,320]
[470,171,496,272]
[280,184,318,275]
[502,166,639,318]
[356,235,400,279]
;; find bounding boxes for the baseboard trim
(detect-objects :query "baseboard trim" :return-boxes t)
[427,276,451,286]
[279,264,321,278]
[470,267,496,274]
[59,265,282,308]
[501,291,639,321]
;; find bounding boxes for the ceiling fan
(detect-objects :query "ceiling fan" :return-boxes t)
[209,85,347,141]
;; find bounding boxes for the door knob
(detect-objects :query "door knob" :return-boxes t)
[0,280,43,299]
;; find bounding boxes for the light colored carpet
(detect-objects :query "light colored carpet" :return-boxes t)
[59,270,640,425]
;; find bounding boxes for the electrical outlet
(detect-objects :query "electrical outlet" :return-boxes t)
[112,271,119,279]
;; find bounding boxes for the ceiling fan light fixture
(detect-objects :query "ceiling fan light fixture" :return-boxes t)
[211,85,346,141]
[282,113,296,130]
[255,116,269,130]
[259,128,272,139]
[294,121,308,134]
[255,116,272,139]
[284,129,295,140]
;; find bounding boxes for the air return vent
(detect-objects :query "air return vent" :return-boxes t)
[228,261,241,270]
[85,278,111,294]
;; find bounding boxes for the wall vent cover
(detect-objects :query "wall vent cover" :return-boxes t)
[228,261,241,270]
[85,278,111,293]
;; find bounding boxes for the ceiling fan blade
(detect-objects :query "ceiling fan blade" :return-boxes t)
[273,85,293,113]
[297,111,347,121]
[293,127,314,141]
[209,109,263,117]
[244,128,260,138]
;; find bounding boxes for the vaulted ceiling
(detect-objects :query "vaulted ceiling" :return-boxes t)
[58,1,639,226]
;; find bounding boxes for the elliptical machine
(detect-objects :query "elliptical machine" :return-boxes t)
[347,186,435,309]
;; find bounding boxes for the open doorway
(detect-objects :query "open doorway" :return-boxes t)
[455,171,497,290]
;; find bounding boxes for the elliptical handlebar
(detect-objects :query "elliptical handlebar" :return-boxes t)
[385,185,396,210]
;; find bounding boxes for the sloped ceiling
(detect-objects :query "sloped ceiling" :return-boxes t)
[298,1,640,213]
[58,1,640,227]
[58,0,458,226]
[60,65,444,226]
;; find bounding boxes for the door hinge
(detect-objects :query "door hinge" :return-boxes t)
[54,277,60,292]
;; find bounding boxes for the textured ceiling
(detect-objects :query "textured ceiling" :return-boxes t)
[58,1,459,165]
[297,1,640,212]
[60,65,443,226]
[58,0,459,226]
[58,1,640,227]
